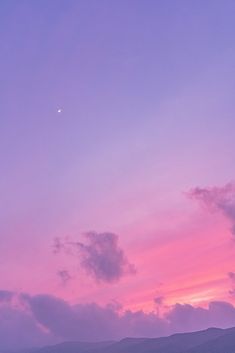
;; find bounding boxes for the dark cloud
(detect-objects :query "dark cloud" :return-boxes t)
[77,232,136,283]
[154,296,164,305]
[0,301,54,351]
[228,272,235,281]
[188,182,235,235]
[167,301,235,333]
[57,270,72,285]
[1,291,235,351]
[27,294,80,339]
[16,294,168,341]
[26,294,123,341]
[54,232,136,283]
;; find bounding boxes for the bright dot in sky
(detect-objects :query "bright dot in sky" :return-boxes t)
[57,108,62,113]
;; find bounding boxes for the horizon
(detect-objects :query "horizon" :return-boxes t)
[4,326,235,352]
[1,0,235,351]
[26,325,235,343]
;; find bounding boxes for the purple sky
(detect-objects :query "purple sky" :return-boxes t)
[1,0,235,350]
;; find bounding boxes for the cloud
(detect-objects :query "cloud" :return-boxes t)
[228,272,235,281]
[154,296,164,305]
[54,232,136,283]
[0,300,54,351]
[166,301,235,333]
[57,270,72,285]
[188,182,235,235]
[53,236,71,255]
[1,291,235,351]
[0,290,14,302]
[15,293,168,341]
[228,272,235,297]
[53,237,63,254]
[26,294,123,341]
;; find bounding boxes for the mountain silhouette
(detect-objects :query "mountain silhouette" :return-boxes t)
[19,327,235,353]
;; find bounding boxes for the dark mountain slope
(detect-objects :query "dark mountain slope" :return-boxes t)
[19,326,235,353]
[185,328,235,353]
[34,341,114,353]
[96,327,233,353]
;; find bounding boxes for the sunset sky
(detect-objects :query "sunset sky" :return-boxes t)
[1,0,235,350]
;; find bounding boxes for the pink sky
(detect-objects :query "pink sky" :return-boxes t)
[1,0,235,350]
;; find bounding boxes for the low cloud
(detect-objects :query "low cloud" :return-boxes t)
[188,182,235,235]
[167,301,235,332]
[54,232,136,283]
[1,291,235,351]
[0,290,14,302]
[0,302,54,351]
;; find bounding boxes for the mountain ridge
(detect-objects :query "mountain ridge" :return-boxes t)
[16,327,235,353]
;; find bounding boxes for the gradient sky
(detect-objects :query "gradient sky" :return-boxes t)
[1,0,235,350]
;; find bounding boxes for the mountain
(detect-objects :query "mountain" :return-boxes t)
[20,327,235,353]
[186,327,235,353]
[35,341,114,353]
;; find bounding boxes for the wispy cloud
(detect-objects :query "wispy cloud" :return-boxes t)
[188,182,235,235]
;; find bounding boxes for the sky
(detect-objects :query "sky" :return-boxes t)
[1,0,235,350]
